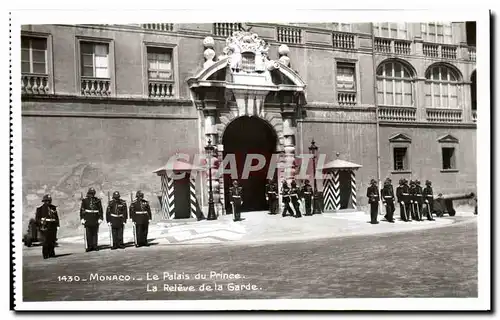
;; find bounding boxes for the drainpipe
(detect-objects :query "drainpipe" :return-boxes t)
[371,23,382,214]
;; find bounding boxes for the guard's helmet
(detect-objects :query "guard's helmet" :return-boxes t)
[232,180,239,186]
[416,180,421,185]
[87,187,96,196]
[305,179,310,184]
[426,180,432,186]
[42,194,52,203]
[282,180,288,187]
[136,190,144,199]
[112,191,120,199]
[370,179,377,185]
[399,178,404,185]
[291,180,297,187]
[409,180,415,185]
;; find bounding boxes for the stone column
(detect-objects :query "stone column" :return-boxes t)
[281,111,297,183]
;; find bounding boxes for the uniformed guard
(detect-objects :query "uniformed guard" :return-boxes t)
[106,191,128,249]
[396,179,408,221]
[80,187,103,252]
[409,180,418,221]
[35,194,60,259]
[423,180,435,221]
[266,180,278,215]
[366,179,380,224]
[301,179,314,216]
[381,178,395,223]
[130,190,152,247]
[402,179,412,221]
[290,180,302,218]
[230,180,243,221]
[281,181,294,217]
[415,180,424,221]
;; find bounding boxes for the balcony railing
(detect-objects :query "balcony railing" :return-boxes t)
[426,108,462,123]
[81,77,112,96]
[148,80,175,98]
[468,46,476,62]
[21,74,49,95]
[332,31,355,49]
[141,23,174,32]
[374,38,411,55]
[423,43,439,58]
[338,91,357,106]
[213,23,242,37]
[379,106,416,122]
[472,110,477,122]
[277,26,302,44]
[441,45,457,59]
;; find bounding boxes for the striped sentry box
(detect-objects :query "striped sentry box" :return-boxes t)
[332,170,340,211]
[189,174,198,219]
[322,172,335,211]
[350,170,357,209]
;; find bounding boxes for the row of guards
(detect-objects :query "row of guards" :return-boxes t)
[153,154,364,219]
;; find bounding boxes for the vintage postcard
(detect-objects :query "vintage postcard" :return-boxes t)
[10,7,490,311]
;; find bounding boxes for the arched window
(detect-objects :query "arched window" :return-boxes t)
[376,61,414,106]
[425,65,461,108]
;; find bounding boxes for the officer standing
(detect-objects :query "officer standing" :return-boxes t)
[130,191,152,247]
[423,180,436,221]
[381,178,395,223]
[35,194,60,259]
[409,180,418,221]
[80,187,103,252]
[290,180,302,218]
[366,179,380,224]
[402,179,412,221]
[266,180,278,215]
[281,181,294,217]
[415,180,424,221]
[301,179,313,216]
[106,191,128,250]
[396,179,407,221]
[230,180,243,221]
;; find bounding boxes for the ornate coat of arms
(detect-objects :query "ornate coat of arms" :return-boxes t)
[223,31,270,73]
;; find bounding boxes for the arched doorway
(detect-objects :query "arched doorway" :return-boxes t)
[222,116,278,212]
[471,70,477,111]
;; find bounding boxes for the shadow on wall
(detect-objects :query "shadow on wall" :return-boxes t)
[22,162,162,236]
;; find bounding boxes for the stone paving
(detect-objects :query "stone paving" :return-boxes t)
[57,208,476,246]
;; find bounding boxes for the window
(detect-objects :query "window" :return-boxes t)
[376,61,414,106]
[147,47,173,81]
[425,65,460,108]
[336,62,356,90]
[21,37,47,74]
[332,23,352,32]
[442,147,456,170]
[393,147,408,171]
[81,42,109,78]
[421,22,453,44]
[374,22,407,39]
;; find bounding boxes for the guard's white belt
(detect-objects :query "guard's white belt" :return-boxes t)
[232,196,241,198]
[111,214,123,217]
[416,194,422,196]
[384,196,393,198]
[85,209,99,213]
[135,211,148,214]
[303,192,312,194]
[42,218,56,222]
[402,193,409,195]
[267,192,276,194]
[426,195,433,197]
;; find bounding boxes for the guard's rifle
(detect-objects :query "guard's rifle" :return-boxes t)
[107,192,112,248]
[131,193,137,247]
[81,192,87,251]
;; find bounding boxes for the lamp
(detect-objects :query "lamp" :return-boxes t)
[205,138,217,220]
[308,139,320,214]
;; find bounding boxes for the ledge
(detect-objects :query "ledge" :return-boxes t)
[391,170,412,174]
[21,110,198,120]
[440,169,460,173]
[21,94,194,106]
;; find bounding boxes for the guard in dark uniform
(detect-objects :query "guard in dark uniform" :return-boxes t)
[80,187,103,252]
[396,179,407,221]
[423,180,435,221]
[415,180,424,221]
[35,194,60,259]
[106,191,128,249]
[402,179,412,221]
[301,179,313,216]
[409,180,418,221]
[366,179,380,224]
[266,180,278,215]
[230,180,243,221]
[381,179,395,223]
[281,181,294,217]
[130,190,152,247]
[290,180,302,218]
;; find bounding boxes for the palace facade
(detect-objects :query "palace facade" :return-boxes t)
[20,22,477,222]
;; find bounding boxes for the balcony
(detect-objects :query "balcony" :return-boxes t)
[148,80,175,98]
[332,31,355,49]
[141,23,174,32]
[337,91,357,106]
[81,77,112,97]
[21,74,49,95]
[468,46,476,62]
[423,43,458,60]
[213,23,241,37]
[277,26,302,44]
[374,38,412,55]
[472,110,477,122]
[379,106,416,122]
[426,108,462,123]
